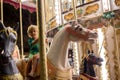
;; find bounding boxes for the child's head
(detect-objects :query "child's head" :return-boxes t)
[27,25,39,39]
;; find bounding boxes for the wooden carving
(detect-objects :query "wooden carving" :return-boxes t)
[50,20,57,28]
[85,4,99,15]
[64,13,74,21]
[115,0,120,6]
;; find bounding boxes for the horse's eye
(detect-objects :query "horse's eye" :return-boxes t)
[97,58,100,60]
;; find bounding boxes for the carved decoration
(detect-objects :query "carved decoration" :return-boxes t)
[111,12,120,28]
[114,29,120,79]
[77,9,83,17]
[102,27,111,80]
[115,0,120,7]
[84,3,99,15]
[64,13,74,21]
[50,20,57,29]
[78,16,109,29]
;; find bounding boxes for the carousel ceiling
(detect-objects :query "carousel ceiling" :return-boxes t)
[2,0,36,13]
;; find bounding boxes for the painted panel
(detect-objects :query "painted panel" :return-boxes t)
[45,0,56,22]
[110,0,119,11]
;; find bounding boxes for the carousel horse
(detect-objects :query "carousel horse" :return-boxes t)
[0,22,23,80]
[25,21,98,80]
[16,57,29,79]
[77,50,103,80]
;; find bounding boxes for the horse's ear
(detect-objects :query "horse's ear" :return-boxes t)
[0,21,6,29]
[13,22,19,31]
[87,50,90,54]
[91,50,94,53]
[69,20,78,27]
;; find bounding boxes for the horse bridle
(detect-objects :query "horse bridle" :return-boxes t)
[66,26,89,40]
[0,28,17,51]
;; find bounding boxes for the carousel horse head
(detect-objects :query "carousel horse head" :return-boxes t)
[86,50,103,66]
[80,50,103,78]
[0,22,18,57]
[0,21,21,76]
[66,21,98,43]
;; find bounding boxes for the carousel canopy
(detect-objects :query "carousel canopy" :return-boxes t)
[2,0,36,13]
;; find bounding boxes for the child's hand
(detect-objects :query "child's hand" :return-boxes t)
[32,39,39,45]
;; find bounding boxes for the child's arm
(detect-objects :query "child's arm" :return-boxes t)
[32,39,39,45]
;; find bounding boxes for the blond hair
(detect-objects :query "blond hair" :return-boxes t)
[27,25,38,38]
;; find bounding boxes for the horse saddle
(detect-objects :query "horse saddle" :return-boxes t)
[78,73,97,80]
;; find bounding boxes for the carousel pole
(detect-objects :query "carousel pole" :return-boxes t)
[37,0,48,80]
[1,0,3,23]
[72,0,77,21]
[60,0,63,25]
[19,0,24,59]
[72,0,80,75]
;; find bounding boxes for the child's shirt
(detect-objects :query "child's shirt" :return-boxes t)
[28,38,39,58]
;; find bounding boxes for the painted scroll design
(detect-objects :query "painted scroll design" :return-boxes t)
[64,13,74,21]
[103,28,110,80]
[84,3,99,15]
[113,29,120,80]
[114,0,120,7]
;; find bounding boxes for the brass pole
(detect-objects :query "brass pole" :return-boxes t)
[60,0,63,25]
[37,0,48,80]
[1,0,3,23]
[19,0,24,59]
[72,0,77,20]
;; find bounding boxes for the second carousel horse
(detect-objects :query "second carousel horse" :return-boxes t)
[0,22,23,80]
[77,50,103,80]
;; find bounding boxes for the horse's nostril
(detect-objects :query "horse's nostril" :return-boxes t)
[95,33,98,35]
[79,28,82,31]
[7,30,9,34]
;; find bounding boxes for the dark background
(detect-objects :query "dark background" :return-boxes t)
[0,2,37,53]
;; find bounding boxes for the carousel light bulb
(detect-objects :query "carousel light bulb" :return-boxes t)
[49,7,52,10]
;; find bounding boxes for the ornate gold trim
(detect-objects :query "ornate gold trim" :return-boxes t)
[116,29,120,34]
[113,28,120,79]
[103,27,110,80]
[115,0,120,7]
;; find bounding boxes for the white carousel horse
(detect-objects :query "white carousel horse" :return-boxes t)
[25,22,98,80]
[0,22,23,80]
